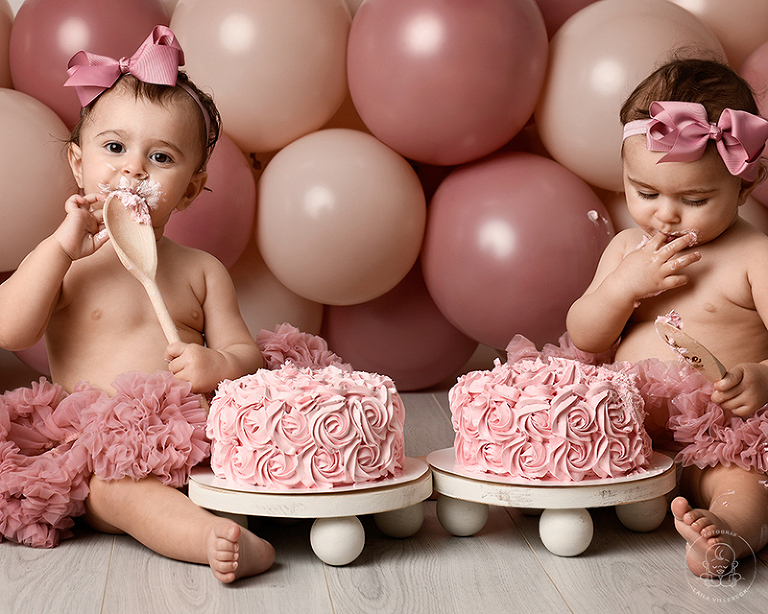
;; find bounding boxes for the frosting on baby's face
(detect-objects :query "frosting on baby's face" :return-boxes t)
[100,177,163,225]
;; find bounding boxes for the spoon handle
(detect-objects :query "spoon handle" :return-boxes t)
[144,279,181,344]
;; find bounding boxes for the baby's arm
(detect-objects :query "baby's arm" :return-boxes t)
[0,193,107,350]
[165,256,262,393]
[712,243,768,417]
[567,230,701,353]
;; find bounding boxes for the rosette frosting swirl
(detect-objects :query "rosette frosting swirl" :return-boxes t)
[451,351,652,482]
[208,362,405,489]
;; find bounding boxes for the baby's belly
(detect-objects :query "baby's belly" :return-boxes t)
[614,321,678,364]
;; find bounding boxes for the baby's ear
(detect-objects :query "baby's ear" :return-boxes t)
[177,170,208,211]
[67,143,85,189]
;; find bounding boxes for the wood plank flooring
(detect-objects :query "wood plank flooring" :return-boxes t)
[2,347,768,613]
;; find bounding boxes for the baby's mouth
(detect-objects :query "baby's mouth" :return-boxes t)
[657,229,699,246]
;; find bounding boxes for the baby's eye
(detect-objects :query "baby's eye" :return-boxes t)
[150,152,173,165]
[636,191,657,200]
[105,142,125,154]
[682,198,707,207]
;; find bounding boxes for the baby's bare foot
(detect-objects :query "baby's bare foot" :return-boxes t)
[206,520,275,583]
[671,496,744,578]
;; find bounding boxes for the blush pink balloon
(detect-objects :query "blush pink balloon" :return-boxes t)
[422,152,613,349]
[229,238,323,338]
[740,42,768,207]
[667,0,768,70]
[533,0,597,38]
[171,0,350,153]
[347,0,548,166]
[322,262,478,391]
[535,0,724,191]
[258,129,427,306]
[0,0,12,88]
[164,133,255,268]
[1,348,47,393]
[0,89,75,272]
[9,0,169,127]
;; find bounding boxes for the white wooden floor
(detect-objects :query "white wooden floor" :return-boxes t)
[2,348,768,614]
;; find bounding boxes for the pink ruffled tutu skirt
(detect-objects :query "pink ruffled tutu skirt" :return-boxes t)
[0,371,207,548]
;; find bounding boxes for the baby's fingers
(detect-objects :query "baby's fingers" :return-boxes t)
[667,251,701,272]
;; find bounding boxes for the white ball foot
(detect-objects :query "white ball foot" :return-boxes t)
[310,516,365,566]
[539,508,593,557]
[616,496,668,532]
[436,495,489,536]
[374,503,425,538]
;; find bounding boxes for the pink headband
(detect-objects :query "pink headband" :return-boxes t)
[622,100,768,181]
[64,25,211,140]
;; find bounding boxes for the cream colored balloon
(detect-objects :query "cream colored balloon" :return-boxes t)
[171,0,350,153]
[668,0,768,70]
[535,0,724,191]
[228,238,323,338]
[258,128,426,306]
[0,89,75,271]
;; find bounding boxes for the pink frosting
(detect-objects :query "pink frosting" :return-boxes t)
[207,362,405,489]
[451,354,652,482]
[657,309,683,329]
[255,322,351,371]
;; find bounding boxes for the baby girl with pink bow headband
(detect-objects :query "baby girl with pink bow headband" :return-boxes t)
[567,57,768,579]
[0,25,274,582]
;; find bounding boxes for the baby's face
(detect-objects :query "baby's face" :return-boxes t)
[622,137,748,246]
[68,87,207,229]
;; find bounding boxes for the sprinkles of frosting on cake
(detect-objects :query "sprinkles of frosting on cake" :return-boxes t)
[100,177,162,225]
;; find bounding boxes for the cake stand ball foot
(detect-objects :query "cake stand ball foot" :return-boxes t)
[436,495,489,537]
[616,496,668,532]
[374,503,425,538]
[539,508,593,557]
[310,516,366,566]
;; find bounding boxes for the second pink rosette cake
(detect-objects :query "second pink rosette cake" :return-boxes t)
[450,349,653,482]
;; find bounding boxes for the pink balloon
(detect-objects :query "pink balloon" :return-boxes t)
[347,0,548,166]
[13,338,49,378]
[164,133,255,268]
[0,0,12,88]
[0,89,75,272]
[258,129,426,306]
[322,262,478,391]
[535,0,724,191]
[1,348,46,393]
[9,0,169,127]
[741,41,768,120]
[171,0,350,153]
[533,0,597,38]
[229,238,323,338]
[667,0,768,70]
[422,152,613,349]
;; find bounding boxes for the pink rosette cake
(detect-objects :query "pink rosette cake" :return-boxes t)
[450,349,652,482]
[207,362,406,489]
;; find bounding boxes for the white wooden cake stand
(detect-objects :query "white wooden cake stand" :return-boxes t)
[427,448,675,557]
[188,457,432,566]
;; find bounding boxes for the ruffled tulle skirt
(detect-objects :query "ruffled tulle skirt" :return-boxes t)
[506,334,768,475]
[0,371,207,548]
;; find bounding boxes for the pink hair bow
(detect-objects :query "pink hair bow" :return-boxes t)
[623,100,768,181]
[64,25,184,107]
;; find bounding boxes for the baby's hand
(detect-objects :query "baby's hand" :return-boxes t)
[613,232,701,303]
[53,193,108,260]
[165,342,224,393]
[711,363,768,418]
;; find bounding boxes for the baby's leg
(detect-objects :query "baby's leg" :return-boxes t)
[85,475,275,583]
[673,464,768,577]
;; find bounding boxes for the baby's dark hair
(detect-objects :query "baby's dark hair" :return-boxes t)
[68,71,221,170]
[620,58,761,126]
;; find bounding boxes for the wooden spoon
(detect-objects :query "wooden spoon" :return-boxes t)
[103,193,180,344]
[655,319,727,382]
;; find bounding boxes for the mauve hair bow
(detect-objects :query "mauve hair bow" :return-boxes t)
[623,100,768,181]
[64,25,184,107]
